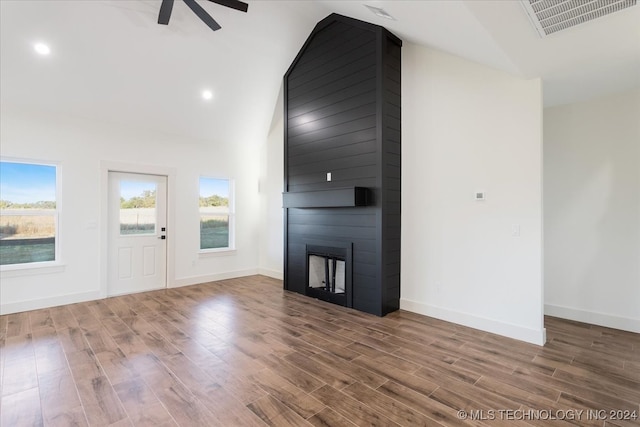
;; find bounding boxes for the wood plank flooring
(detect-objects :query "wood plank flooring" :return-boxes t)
[0,275,638,426]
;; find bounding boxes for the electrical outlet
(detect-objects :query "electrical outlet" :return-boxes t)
[326,172,332,182]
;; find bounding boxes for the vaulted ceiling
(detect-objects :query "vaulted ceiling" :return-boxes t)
[1,1,638,143]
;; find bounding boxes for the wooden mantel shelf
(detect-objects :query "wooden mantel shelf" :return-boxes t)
[282,187,370,208]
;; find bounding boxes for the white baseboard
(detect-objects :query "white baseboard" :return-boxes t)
[545,304,640,333]
[0,268,264,315]
[0,290,102,315]
[400,298,546,346]
[258,268,283,280]
[172,268,260,288]
[1,269,266,315]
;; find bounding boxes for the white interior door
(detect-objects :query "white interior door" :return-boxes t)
[108,172,167,296]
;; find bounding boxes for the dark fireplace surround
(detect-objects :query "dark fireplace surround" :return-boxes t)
[283,14,401,317]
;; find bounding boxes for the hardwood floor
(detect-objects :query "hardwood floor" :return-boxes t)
[0,275,638,426]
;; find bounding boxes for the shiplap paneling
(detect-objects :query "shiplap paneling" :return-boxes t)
[284,14,402,316]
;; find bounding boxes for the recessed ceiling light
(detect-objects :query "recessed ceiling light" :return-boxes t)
[202,90,213,101]
[33,42,51,56]
[364,5,395,20]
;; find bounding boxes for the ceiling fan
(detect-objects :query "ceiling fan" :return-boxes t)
[158,0,249,32]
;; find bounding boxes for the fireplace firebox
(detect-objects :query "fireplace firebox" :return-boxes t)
[306,244,352,308]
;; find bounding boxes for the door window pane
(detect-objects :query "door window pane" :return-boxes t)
[119,181,156,235]
[0,161,57,266]
[199,177,233,250]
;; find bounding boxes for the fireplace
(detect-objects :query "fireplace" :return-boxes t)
[306,244,352,308]
[283,13,401,316]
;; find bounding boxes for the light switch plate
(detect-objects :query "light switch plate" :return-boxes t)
[512,224,521,237]
[326,172,332,182]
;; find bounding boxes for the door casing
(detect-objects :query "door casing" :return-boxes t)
[100,161,176,298]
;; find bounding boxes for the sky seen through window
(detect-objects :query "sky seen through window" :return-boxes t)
[0,161,56,205]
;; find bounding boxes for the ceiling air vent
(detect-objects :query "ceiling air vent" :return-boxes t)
[521,0,637,37]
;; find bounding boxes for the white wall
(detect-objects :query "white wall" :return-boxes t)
[544,89,640,332]
[401,43,545,345]
[258,85,285,279]
[0,105,261,314]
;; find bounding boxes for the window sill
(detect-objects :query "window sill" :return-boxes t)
[199,248,237,258]
[1,262,66,278]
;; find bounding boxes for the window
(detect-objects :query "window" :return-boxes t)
[199,177,234,251]
[0,161,58,266]
[119,180,157,235]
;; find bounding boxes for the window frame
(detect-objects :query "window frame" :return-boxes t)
[0,158,62,271]
[198,176,235,254]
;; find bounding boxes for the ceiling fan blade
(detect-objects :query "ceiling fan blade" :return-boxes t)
[183,0,222,31]
[158,0,174,25]
[208,0,248,13]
